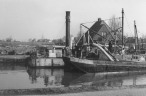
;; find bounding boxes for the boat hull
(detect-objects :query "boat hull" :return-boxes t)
[70,57,146,73]
[62,56,77,70]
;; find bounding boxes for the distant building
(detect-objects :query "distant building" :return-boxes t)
[125,37,146,53]
[77,18,116,46]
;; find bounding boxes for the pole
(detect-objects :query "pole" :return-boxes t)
[134,20,137,52]
[142,38,143,50]
[66,11,70,47]
[80,24,83,38]
[114,31,117,54]
[122,8,124,47]
[88,31,89,44]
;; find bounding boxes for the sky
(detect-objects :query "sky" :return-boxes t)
[0,0,145,41]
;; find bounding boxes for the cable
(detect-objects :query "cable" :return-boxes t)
[55,22,65,39]
[104,17,122,21]
[81,17,122,25]
[124,14,132,36]
[81,21,96,25]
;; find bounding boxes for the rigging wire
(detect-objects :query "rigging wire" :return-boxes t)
[55,22,65,39]
[124,13,132,36]
[104,17,122,21]
[55,15,122,39]
[81,21,96,24]
[81,17,122,25]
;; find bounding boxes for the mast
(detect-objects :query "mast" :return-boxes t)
[66,11,70,47]
[134,20,139,53]
[88,31,90,44]
[122,8,124,47]
[142,38,143,50]
[134,21,137,52]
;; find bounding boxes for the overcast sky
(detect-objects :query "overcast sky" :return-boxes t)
[0,0,145,41]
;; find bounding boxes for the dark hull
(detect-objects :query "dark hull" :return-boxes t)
[62,57,79,71]
[62,57,70,66]
[70,57,146,73]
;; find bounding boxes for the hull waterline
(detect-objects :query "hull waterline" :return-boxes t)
[69,57,146,73]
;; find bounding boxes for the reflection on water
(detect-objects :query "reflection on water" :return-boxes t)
[27,68,64,87]
[62,70,85,87]
[67,71,146,87]
[0,62,27,71]
[1,62,146,89]
[0,62,64,89]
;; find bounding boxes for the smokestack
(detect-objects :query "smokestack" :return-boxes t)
[122,8,124,47]
[98,18,101,22]
[66,11,70,47]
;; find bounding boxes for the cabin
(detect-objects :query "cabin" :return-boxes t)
[53,45,65,57]
[37,45,65,58]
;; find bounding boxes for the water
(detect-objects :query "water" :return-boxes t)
[1,62,146,90]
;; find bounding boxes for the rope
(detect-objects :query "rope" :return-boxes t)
[104,17,122,21]
[124,13,135,45]
[81,17,121,25]
[81,21,96,25]
[55,22,65,39]
[124,14,132,36]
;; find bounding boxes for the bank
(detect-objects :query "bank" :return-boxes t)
[1,84,146,95]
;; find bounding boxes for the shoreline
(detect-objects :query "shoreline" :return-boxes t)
[1,85,146,95]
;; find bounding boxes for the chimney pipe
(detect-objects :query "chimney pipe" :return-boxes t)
[98,18,101,21]
[66,11,70,47]
[122,8,124,47]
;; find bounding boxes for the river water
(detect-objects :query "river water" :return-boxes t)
[0,62,146,90]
